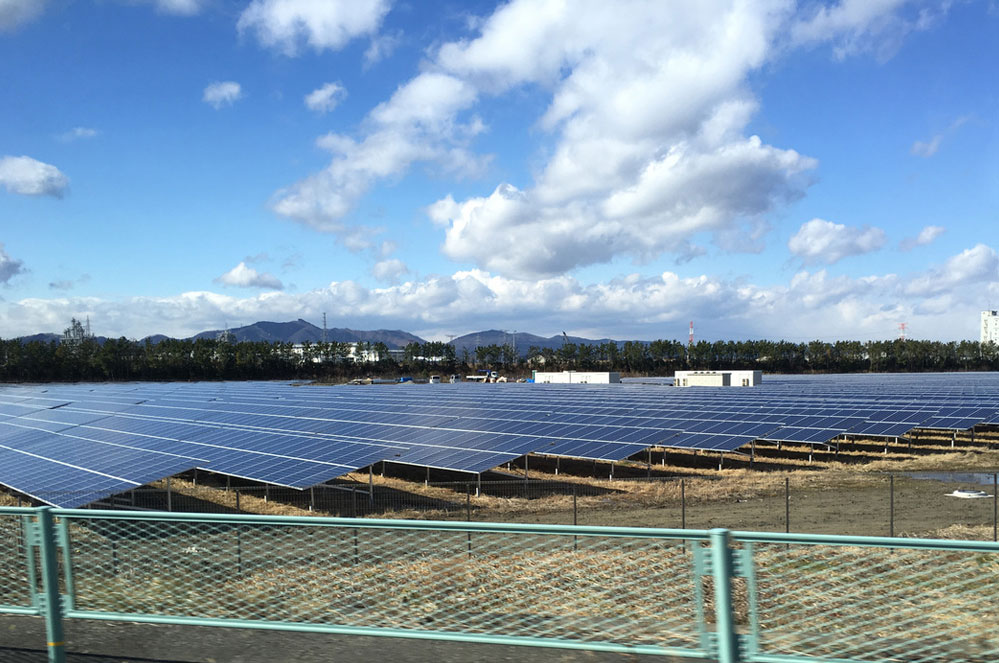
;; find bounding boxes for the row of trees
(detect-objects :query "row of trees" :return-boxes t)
[1,334,998,382]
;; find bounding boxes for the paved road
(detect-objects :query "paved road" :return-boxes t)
[1,616,700,663]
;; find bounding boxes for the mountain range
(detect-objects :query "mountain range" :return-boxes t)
[13,319,635,352]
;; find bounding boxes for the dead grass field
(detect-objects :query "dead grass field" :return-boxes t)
[127,430,999,540]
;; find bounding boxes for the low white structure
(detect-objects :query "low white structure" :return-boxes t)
[982,311,999,345]
[673,370,762,387]
[532,371,621,384]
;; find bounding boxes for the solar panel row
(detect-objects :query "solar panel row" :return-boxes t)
[0,373,998,507]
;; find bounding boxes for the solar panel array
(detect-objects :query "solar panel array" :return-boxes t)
[1,372,998,507]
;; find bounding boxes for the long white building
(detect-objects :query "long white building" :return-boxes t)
[983,311,999,345]
[673,370,762,387]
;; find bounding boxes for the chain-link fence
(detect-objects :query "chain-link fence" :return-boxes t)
[3,507,999,663]
[6,470,999,541]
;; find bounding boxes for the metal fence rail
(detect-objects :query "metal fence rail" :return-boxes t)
[2,507,998,663]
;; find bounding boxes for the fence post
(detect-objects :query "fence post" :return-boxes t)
[889,474,895,538]
[36,507,67,663]
[709,528,740,663]
[681,478,686,529]
[784,476,789,535]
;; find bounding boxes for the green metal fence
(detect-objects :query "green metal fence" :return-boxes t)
[2,507,998,663]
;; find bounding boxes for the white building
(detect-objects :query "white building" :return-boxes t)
[982,311,999,345]
[673,370,762,387]
[532,371,621,384]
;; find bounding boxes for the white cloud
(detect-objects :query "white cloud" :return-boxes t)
[272,72,482,238]
[237,0,391,56]
[910,115,971,157]
[910,134,942,158]
[56,127,99,142]
[4,244,997,341]
[900,224,945,250]
[904,244,998,297]
[0,155,68,197]
[371,258,409,284]
[263,0,942,279]
[202,81,242,109]
[790,0,947,61]
[150,0,207,15]
[363,31,401,67]
[788,218,886,265]
[0,0,46,31]
[304,82,347,113]
[0,244,26,284]
[119,0,207,15]
[214,262,284,290]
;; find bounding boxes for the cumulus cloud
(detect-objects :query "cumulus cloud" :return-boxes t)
[788,218,886,265]
[56,127,99,142]
[900,225,945,251]
[0,0,46,31]
[4,244,997,341]
[904,244,998,297]
[238,0,391,56]
[272,72,483,238]
[261,0,940,278]
[304,82,347,113]
[214,262,284,290]
[0,244,26,284]
[202,81,242,109]
[0,155,68,197]
[371,258,409,284]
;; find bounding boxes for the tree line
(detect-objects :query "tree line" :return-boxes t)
[1,332,997,383]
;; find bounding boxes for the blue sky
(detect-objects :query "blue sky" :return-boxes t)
[0,0,996,342]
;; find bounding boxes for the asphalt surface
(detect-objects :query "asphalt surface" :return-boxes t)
[0,616,697,663]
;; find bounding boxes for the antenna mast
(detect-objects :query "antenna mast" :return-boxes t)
[898,322,907,341]
[322,312,327,344]
[689,321,694,347]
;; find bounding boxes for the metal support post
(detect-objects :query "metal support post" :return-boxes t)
[785,477,790,535]
[681,478,686,529]
[889,474,895,538]
[36,508,66,663]
[709,529,740,663]
[994,474,997,543]
[166,477,172,512]
[369,465,374,503]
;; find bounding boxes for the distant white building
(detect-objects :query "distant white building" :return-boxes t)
[532,371,621,384]
[982,311,999,345]
[674,370,762,387]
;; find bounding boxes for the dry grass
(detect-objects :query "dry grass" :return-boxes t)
[147,478,335,518]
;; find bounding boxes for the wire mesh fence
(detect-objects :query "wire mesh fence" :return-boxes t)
[5,470,999,541]
[744,536,999,662]
[0,511,36,614]
[4,507,999,663]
